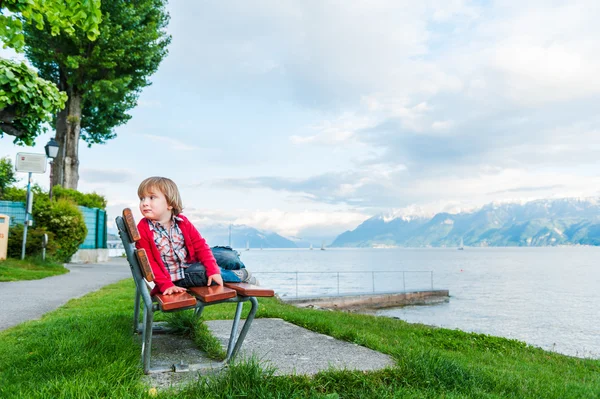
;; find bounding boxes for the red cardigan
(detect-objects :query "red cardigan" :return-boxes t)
[136,214,220,294]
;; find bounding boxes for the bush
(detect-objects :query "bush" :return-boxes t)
[33,197,87,262]
[0,186,26,202]
[0,157,18,197]
[7,224,58,259]
[51,185,106,209]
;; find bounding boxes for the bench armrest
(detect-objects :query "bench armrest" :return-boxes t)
[224,283,275,297]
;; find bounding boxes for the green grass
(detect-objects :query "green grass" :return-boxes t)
[0,279,598,398]
[0,257,68,281]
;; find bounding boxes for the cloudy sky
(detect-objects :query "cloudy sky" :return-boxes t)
[2,0,600,241]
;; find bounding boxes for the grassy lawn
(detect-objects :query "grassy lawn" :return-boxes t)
[0,279,598,398]
[0,258,68,282]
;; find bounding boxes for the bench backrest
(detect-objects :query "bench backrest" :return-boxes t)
[119,208,154,282]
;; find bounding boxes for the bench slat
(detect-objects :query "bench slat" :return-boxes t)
[224,283,275,297]
[188,285,237,302]
[135,248,155,282]
[154,291,197,311]
[122,208,141,242]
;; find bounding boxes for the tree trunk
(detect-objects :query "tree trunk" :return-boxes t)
[53,88,82,190]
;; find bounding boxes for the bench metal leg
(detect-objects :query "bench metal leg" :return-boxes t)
[226,297,259,363]
[133,288,141,333]
[226,302,245,360]
[141,305,154,374]
[194,303,205,319]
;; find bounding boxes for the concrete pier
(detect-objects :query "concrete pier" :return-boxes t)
[283,289,449,311]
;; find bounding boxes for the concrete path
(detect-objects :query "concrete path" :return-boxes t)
[0,257,131,331]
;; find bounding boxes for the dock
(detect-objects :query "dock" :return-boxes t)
[282,289,449,311]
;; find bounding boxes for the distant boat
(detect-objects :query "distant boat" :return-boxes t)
[458,238,464,250]
[246,240,250,251]
[320,241,326,251]
[309,244,313,250]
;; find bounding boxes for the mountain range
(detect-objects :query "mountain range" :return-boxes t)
[331,198,600,248]
[197,224,298,249]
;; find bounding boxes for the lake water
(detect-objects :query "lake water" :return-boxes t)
[239,247,600,359]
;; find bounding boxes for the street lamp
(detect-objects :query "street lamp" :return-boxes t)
[44,138,59,200]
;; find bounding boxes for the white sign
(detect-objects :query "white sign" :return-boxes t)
[15,152,47,174]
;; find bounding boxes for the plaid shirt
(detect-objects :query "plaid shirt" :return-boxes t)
[148,216,190,281]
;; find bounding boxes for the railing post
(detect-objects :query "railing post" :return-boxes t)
[372,271,375,292]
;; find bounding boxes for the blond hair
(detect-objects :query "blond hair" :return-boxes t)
[138,177,183,215]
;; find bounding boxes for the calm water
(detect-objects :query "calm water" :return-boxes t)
[240,247,600,359]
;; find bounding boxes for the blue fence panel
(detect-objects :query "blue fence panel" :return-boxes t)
[78,206,107,249]
[0,201,26,226]
[96,209,107,249]
[0,200,107,249]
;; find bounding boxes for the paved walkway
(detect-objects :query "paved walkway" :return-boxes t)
[0,258,131,331]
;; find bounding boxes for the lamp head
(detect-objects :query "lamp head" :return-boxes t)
[44,138,59,159]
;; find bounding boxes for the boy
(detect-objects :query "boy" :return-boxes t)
[136,176,251,295]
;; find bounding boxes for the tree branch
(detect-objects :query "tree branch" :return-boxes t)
[0,123,26,138]
[0,106,17,123]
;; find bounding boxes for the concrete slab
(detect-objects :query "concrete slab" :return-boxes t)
[143,318,395,390]
[206,318,395,376]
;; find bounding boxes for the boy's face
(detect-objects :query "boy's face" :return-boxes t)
[139,187,172,223]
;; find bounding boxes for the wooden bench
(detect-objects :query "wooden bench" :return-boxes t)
[116,208,274,374]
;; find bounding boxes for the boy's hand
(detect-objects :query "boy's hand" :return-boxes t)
[163,286,187,295]
[208,274,223,286]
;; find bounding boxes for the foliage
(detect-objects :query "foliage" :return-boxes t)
[0,185,26,202]
[23,0,171,147]
[32,197,87,262]
[1,0,102,144]
[0,59,67,143]
[0,156,18,196]
[7,223,57,260]
[0,0,102,51]
[52,185,106,209]
[0,183,47,202]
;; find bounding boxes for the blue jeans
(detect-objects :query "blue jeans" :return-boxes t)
[174,262,242,288]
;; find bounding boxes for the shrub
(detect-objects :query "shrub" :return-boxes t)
[51,185,106,209]
[0,157,18,197]
[0,186,26,202]
[7,224,58,259]
[33,197,87,262]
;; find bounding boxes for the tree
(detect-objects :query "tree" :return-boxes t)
[0,0,102,144]
[0,156,18,196]
[23,0,171,189]
[0,0,101,51]
[0,59,66,143]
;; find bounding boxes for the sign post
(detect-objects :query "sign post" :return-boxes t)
[15,153,47,260]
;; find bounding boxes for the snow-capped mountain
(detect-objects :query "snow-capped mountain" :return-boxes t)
[331,197,600,247]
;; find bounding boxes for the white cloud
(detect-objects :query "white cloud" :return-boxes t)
[431,120,454,130]
[234,209,369,237]
[80,168,135,184]
[290,113,371,145]
[138,134,201,151]
[182,206,369,238]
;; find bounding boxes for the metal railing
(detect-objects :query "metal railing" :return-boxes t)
[254,270,434,298]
